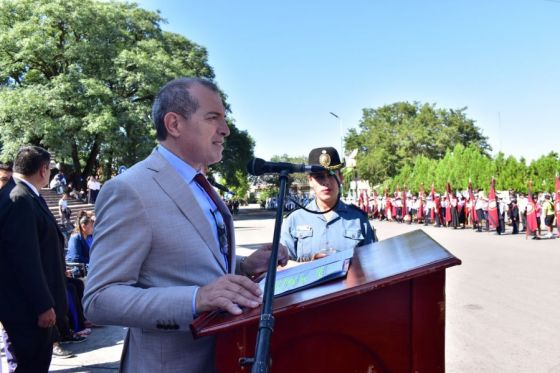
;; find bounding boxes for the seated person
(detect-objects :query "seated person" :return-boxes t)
[58,192,72,225]
[281,146,377,262]
[66,211,94,276]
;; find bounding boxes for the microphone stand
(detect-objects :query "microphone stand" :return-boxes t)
[240,170,289,372]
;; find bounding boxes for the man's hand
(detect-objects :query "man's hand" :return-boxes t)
[37,308,56,328]
[242,243,289,278]
[196,274,263,315]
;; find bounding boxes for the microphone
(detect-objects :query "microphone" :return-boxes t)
[247,158,327,176]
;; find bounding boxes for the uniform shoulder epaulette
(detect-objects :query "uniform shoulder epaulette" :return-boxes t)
[283,207,301,219]
[347,203,368,216]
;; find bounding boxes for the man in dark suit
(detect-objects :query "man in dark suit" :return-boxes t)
[0,146,68,372]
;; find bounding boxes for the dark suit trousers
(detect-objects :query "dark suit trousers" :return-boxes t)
[2,321,54,373]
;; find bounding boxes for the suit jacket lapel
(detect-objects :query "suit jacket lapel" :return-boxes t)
[146,152,227,273]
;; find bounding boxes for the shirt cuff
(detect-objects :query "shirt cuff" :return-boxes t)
[192,286,199,319]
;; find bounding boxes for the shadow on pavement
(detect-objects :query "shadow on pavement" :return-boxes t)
[62,326,125,355]
[49,362,119,372]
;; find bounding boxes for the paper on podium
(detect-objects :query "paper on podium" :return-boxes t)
[258,249,354,297]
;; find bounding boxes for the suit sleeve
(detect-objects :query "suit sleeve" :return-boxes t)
[1,196,54,315]
[83,178,195,331]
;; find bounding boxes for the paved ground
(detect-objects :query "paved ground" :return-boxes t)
[2,205,559,372]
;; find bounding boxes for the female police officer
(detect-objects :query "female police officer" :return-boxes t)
[280,146,377,262]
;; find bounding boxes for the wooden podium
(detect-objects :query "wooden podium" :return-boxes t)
[191,229,461,373]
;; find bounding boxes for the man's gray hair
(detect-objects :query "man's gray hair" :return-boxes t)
[152,77,220,141]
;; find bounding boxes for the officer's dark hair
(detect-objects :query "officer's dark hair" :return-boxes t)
[152,77,220,141]
[13,146,51,176]
[0,162,12,172]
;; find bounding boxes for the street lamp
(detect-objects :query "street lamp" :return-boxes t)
[329,112,343,159]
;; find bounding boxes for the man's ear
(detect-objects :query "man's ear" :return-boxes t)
[41,164,49,178]
[163,112,182,138]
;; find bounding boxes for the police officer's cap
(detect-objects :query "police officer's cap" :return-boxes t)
[308,147,344,171]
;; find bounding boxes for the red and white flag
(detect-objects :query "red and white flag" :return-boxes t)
[385,189,391,218]
[468,180,478,223]
[445,182,452,224]
[418,184,424,220]
[526,181,538,234]
[487,178,499,229]
[555,176,560,231]
[430,183,435,222]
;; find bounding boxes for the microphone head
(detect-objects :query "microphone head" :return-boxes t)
[247,158,266,176]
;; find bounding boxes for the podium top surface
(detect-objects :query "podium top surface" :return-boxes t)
[191,229,461,337]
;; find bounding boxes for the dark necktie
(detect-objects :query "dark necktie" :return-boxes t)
[194,174,232,270]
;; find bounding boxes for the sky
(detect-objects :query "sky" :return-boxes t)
[135,0,559,163]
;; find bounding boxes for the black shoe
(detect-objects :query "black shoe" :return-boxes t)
[60,334,87,344]
[52,344,75,358]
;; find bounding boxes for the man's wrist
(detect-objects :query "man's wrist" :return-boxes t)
[240,256,253,278]
[240,256,248,275]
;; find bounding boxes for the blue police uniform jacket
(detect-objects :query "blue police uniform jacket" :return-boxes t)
[281,199,377,261]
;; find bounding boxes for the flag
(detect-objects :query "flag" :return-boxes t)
[385,189,391,219]
[418,184,424,221]
[445,182,452,224]
[402,189,408,220]
[487,178,499,229]
[430,183,435,221]
[555,175,560,231]
[361,190,369,213]
[526,181,538,234]
[372,189,378,217]
[468,180,478,223]
[358,189,365,211]
[392,188,398,219]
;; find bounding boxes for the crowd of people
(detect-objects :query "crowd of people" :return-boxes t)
[348,186,559,239]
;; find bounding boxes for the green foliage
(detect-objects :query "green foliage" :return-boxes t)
[346,102,491,185]
[343,101,560,194]
[0,0,253,187]
[227,169,251,201]
[527,152,560,192]
[214,119,254,188]
[252,153,308,189]
[383,146,560,194]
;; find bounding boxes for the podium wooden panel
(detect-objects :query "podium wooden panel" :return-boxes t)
[191,229,461,373]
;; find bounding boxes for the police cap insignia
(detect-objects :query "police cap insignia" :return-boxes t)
[308,146,344,171]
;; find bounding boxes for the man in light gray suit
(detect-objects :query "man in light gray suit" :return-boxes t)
[83,77,288,372]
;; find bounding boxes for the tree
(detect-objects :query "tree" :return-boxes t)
[346,102,491,185]
[528,152,560,193]
[0,0,253,187]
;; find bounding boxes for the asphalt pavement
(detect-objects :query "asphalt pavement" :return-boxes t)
[1,205,559,372]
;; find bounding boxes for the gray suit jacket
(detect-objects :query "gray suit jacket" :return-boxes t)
[83,151,236,373]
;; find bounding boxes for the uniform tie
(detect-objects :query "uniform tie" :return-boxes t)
[194,173,232,270]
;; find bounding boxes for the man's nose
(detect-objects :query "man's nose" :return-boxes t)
[219,119,230,137]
